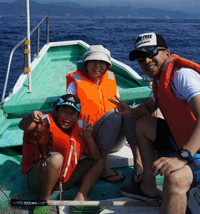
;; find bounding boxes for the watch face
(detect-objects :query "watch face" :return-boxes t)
[181,150,189,158]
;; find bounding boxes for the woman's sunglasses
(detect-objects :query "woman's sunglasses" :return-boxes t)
[137,48,167,63]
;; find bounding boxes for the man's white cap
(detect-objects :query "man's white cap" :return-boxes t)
[129,32,168,61]
[82,45,112,67]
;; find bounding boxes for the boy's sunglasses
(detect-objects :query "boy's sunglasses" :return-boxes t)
[136,48,167,63]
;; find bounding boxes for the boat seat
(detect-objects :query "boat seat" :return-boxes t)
[0,117,24,148]
[3,96,59,115]
[1,96,60,148]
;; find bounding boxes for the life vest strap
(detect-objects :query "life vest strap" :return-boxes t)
[107,71,115,80]
[162,57,174,72]
[72,73,83,82]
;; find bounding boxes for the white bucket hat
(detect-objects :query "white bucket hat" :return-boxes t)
[82,45,112,67]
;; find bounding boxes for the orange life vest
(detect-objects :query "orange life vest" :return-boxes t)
[22,113,86,184]
[153,54,199,148]
[66,70,117,125]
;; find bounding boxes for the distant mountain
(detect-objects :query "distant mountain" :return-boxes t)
[44,0,200,14]
[0,0,200,19]
[49,1,87,8]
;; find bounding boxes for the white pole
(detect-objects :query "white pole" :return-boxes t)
[26,0,32,93]
[11,199,161,207]
[48,200,161,207]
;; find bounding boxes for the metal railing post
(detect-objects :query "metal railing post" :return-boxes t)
[46,17,49,44]
[37,27,40,57]
[24,43,28,74]
[26,0,32,93]
[1,16,49,104]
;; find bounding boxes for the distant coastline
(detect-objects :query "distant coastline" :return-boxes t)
[0,0,200,19]
[2,15,200,20]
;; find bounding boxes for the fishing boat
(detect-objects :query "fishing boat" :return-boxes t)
[0,2,198,214]
[0,15,159,213]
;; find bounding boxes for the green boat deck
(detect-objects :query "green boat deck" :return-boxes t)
[0,42,152,148]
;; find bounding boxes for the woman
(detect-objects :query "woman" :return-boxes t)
[66,45,143,183]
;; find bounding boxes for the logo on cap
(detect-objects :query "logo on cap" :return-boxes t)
[135,33,157,50]
[67,97,75,102]
[55,94,81,112]
[135,34,153,49]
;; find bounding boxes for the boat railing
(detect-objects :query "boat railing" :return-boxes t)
[1,16,49,104]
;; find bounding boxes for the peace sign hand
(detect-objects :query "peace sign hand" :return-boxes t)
[108,95,133,117]
[82,115,93,140]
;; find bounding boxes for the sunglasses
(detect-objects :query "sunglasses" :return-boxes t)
[137,48,167,63]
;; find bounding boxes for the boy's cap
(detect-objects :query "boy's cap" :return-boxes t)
[55,94,81,112]
[129,32,168,61]
[82,45,112,67]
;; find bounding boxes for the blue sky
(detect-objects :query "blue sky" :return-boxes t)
[1,0,200,7]
[0,0,199,4]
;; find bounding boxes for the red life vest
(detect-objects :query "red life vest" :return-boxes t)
[22,113,86,184]
[66,70,117,125]
[153,54,199,148]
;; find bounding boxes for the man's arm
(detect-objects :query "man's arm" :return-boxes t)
[182,94,200,156]
[137,96,158,117]
[109,95,157,118]
[152,94,200,176]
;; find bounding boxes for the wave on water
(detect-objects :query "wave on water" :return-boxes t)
[1,16,200,98]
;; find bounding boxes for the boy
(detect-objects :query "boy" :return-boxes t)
[19,94,104,213]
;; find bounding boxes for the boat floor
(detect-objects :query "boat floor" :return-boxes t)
[0,143,195,214]
[0,144,165,214]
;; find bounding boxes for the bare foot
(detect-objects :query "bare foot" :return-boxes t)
[100,165,124,182]
[74,192,87,201]
[39,196,51,200]
[133,161,144,183]
[140,180,159,198]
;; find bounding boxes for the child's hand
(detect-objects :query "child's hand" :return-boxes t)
[31,111,43,123]
[82,115,93,140]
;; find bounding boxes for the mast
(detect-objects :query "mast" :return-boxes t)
[26,0,32,93]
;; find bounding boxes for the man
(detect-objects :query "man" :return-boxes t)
[109,32,200,213]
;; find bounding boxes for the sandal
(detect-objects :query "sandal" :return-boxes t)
[132,171,144,183]
[120,185,161,202]
[99,170,126,184]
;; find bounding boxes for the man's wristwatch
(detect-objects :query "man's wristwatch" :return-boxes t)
[178,149,193,163]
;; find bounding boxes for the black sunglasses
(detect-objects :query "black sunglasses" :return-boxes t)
[137,48,167,63]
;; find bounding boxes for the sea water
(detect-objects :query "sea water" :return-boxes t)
[1,16,200,99]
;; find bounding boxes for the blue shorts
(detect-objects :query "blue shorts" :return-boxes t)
[154,118,200,189]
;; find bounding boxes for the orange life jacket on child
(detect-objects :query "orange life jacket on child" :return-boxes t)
[22,113,86,184]
[153,54,199,148]
[66,70,117,125]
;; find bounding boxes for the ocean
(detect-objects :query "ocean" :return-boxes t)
[1,16,200,100]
